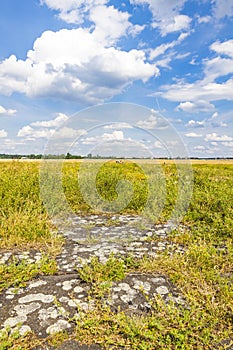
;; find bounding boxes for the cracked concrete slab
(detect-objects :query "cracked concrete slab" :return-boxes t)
[0,214,187,348]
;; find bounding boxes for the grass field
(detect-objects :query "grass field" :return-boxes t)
[0,160,232,349]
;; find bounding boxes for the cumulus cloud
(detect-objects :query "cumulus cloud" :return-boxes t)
[194,145,205,150]
[176,100,215,113]
[17,125,55,139]
[17,124,84,139]
[185,132,202,138]
[222,142,233,147]
[0,129,7,138]
[212,0,233,19]
[0,28,158,105]
[153,140,163,148]
[102,130,124,141]
[40,0,107,24]
[210,39,233,58]
[103,123,133,129]
[187,120,205,128]
[130,0,191,36]
[90,5,132,45]
[17,113,85,140]
[0,105,17,116]
[197,15,211,24]
[81,130,126,145]
[205,133,233,142]
[203,56,233,83]
[156,37,233,105]
[157,77,233,103]
[156,15,191,36]
[136,113,167,129]
[31,113,68,127]
[41,0,143,44]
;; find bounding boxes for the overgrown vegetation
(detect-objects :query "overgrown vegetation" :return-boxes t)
[0,160,232,349]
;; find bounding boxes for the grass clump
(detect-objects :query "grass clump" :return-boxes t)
[0,161,60,250]
[0,255,57,292]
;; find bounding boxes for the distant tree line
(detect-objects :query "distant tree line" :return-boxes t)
[0,153,232,160]
[0,153,83,159]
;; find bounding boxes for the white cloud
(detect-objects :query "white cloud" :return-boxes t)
[176,100,215,113]
[130,0,191,36]
[103,123,132,129]
[149,31,190,61]
[81,130,125,145]
[157,78,233,103]
[187,120,205,128]
[128,24,145,37]
[102,130,124,141]
[210,39,233,58]
[41,1,143,44]
[211,121,227,128]
[53,127,86,139]
[90,5,131,44]
[153,140,163,148]
[0,55,32,96]
[0,28,158,105]
[149,42,175,60]
[40,0,107,24]
[203,56,233,82]
[156,38,233,105]
[0,129,7,138]
[222,142,233,147]
[155,57,173,69]
[17,123,84,140]
[211,112,218,119]
[156,15,191,36]
[197,15,211,24]
[136,113,167,129]
[194,145,205,150]
[0,105,17,116]
[205,133,233,142]
[31,113,68,127]
[17,125,55,139]
[212,0,233,19]
[185,132,202,138]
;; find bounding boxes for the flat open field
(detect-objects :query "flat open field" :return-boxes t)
[0,161,232,349]
[1,158,233,165]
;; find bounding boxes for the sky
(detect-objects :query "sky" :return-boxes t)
[0,0,233,158]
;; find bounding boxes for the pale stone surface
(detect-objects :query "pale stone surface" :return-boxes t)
[28,280,47,289]
[0,214,187,341]
[14,302,41,316]
[38,307,59,321]
[18,325,31,336]
[46,320,71,335]
[4,315,27,328]
[74,286,84,294]
[19,294,54,304]
[156,286,169,295]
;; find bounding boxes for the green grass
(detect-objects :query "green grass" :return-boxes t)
[0,160,232,349]
[0,256,57,292]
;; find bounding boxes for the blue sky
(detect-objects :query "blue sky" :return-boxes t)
[0,0,233,157]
